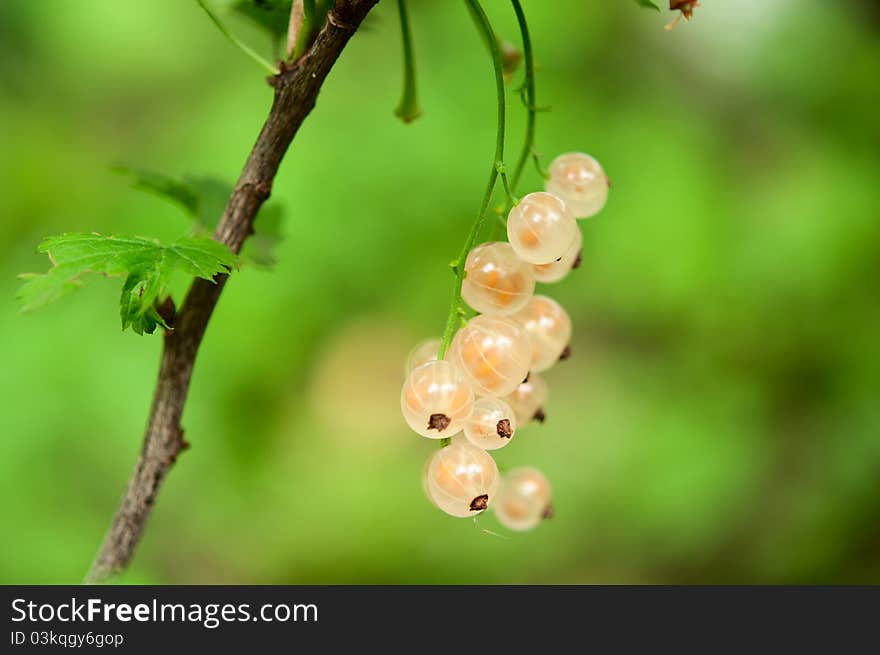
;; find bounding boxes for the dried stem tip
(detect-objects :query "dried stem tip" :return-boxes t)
[670,0,699,19]
[572,249,583,270]
[496,419,513,439]
[666,1,699,30]
[559,345,572,361]
[428,413,451,432]
[542,504,555,520]
[533,408,546,423]
[469,494,489,511]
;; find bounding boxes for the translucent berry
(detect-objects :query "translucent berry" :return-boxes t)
[545,152,609,219]
[450,315,532,397]
[494,467,553,531]
[505,372,548,425]
[532,227,582,284]
[422,456,439,508]
[405,338,441,375]
[401,360,474,439]
[513,295,572,372]
[424,440,500,517]
[463,397,517,451]
[461,241,535,315]
[506,191,578,265]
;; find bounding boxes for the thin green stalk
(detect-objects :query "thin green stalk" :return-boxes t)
[437,0,508,360]
[292,0,318,60]
[490,0,537,241]
[196,0,277,75]
[394,0,421,122]
[509,0,536,193]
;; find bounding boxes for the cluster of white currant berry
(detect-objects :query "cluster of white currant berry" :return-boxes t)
[401,152,609,531]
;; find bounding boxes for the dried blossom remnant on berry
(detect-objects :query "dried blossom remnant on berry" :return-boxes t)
[542,504,555,520]
[428,413,452,432]
[469,494,489,511]
[428,414,452,432]
[496,419,513,439]
[533,408,546,423]
[572,249,583,270]
[559,345,572,361]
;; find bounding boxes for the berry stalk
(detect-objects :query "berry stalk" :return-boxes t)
[437,0,508,360]
[509,0,538,193]
[196,0,278,75]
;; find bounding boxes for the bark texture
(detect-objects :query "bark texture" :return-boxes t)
[86,0,380,584]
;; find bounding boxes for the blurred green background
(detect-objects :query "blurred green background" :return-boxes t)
[1,0,878,584]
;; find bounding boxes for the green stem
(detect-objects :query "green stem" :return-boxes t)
[293,0,317,60]
[509,0,536,193]
[394,0,422,122]
[196,0,277,75]
[498,162,518,205]
[437,0,507,360]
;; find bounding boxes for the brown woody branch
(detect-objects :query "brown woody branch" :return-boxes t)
[86,0,380,584]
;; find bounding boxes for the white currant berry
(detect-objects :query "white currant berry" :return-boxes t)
[450,315,532,397]
[405,338,441,374]
[401,360,474,439]
[506,191,578,265]
[463,397,517,451]
[504,372,548,425]
[461,241,536,315]
[422,456,440,508]
[512,295,572,372]
[494,466,553,531]
[424,440,500,517]
[532,227,582,284]
[545,152,609,219]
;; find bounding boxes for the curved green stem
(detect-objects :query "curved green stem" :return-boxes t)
[437,0,507,359]
[394,0,421,122]
[196,0,278,75]
[509,0,536,193]
[293,0,318,60]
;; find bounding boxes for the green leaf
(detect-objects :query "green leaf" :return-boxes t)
[185,176,234,231]
[634,0,661,10]
[17,234,236,335]
[112,165,200,216]
[242,203,285,269]
[113,166,232,230]
[115,165,284,269]
[230,0,292,39]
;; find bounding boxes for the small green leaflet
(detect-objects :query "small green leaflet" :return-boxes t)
[18,234,236,335]
[113,165,229,231]
[111,165,200,217]
[114,166,283,269]
[634,0,661,10]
